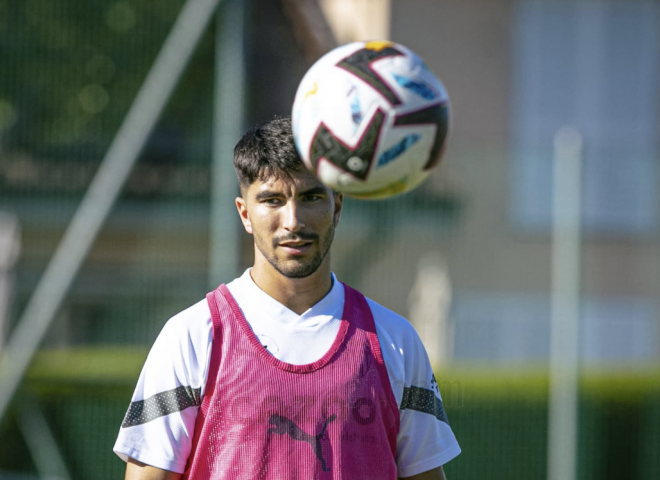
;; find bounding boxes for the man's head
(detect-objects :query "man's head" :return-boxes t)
[234,116,307,195]
[234,117,343,279]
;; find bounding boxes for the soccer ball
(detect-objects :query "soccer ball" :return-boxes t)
[292,41,450,199]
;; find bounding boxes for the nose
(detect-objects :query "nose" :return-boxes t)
[282,200,305,232]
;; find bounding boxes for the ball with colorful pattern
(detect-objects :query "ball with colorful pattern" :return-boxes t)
[292,41,450,199]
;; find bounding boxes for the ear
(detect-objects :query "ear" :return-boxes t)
[333,192,344,228]
[235,196,253,234]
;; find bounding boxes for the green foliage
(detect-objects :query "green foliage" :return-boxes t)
[0,0,216,206]
[0,0,213,156]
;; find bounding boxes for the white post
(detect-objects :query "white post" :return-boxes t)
[16,397,72,480]
[547,126,583,480]
[0,212,21,354]
[0,0,225,422]
[209,0,246,289]
[407,252,453,367]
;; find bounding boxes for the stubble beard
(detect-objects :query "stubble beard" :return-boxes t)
[254,225,335,279]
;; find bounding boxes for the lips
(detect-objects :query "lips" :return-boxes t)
[278,241,313,255]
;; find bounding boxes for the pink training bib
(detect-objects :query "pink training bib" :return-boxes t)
[183,283,400,479]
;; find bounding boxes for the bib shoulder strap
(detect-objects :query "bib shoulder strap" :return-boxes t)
[341,284,386,370]
[183,284,230,477]
[204,286,227,399]
[341,282,400,445]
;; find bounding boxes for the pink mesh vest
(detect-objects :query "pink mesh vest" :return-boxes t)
[183,283,400,479]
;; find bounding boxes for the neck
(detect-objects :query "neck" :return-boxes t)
[250,257,333,315]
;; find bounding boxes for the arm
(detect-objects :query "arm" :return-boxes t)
[400,465,447,480]
[114,301,213,476]
[368,300,460,478]
[125,458,182,480]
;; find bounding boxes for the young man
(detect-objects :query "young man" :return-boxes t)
[114,117,460,479]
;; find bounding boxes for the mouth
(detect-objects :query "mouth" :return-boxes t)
[278,241,313,255]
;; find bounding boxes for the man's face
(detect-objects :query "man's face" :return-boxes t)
[236,169,343,279]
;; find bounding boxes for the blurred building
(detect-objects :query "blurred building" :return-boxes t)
[387,0,660,368]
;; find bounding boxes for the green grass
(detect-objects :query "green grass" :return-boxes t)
[27,347,148,384]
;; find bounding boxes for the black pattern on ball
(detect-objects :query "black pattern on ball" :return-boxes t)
[310,109,386,180]
[394,102,449,171]
[337,46,405,106]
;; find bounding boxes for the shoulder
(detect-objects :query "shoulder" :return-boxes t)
[160,297,212,341]
[362,295,433,396]
[364,296,424,362]
[151,298,213,364]
[360,292,446,402]
[140,298,213,396]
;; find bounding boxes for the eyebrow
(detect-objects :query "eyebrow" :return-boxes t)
[299,186,328,197]
[254,190,281,202]
[254,186,328,202]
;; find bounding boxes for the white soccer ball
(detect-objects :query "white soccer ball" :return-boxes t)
[292,41,450,199]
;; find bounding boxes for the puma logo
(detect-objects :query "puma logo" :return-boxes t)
[267,413,337,472]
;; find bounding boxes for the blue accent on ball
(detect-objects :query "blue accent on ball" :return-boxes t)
[393,74,437,100]
[378,134,421,167]
[350,94,362,125]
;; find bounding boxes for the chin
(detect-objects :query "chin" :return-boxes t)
[280,266,317,279]
[274,259,322,279]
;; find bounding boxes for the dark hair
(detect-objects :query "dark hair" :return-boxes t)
[233,116,306,189]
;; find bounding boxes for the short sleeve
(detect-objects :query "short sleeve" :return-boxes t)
[113,299,213,474]
[368,298,461,477]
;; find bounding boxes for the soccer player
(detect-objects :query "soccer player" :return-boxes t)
[114,117,460,479]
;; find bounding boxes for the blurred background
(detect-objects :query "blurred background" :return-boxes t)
[0,0,659,479]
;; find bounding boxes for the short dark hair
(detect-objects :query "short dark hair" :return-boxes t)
[233,116,306,190]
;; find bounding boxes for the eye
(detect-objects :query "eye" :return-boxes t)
[261,197,282,205]
[303,194,322,202]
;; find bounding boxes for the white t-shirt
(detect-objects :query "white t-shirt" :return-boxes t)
[114,270,460,478]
